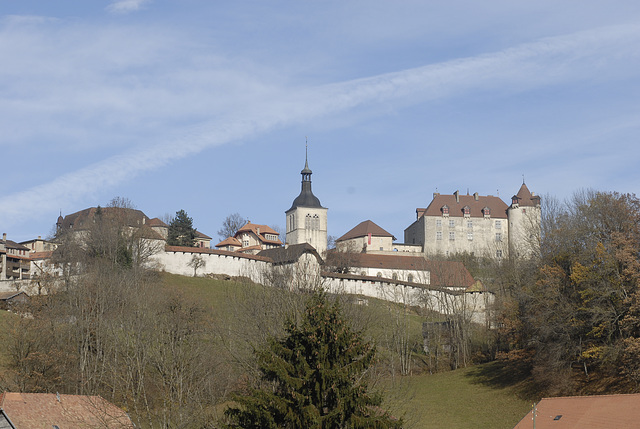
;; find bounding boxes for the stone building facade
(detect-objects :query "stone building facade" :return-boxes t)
[404,183,540,259]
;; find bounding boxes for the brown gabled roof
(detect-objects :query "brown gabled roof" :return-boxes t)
[57,206,150,231]
[514,394,640,428]
[325,252,475,288]
[215,237,242,248]
[337,220,396,242]
[195,230,212,240]
[30,251,54,260]
[512,183,541,207]
[147,217,168,227]
[422,192,508,219]
[0,392,134,428]
[235,222,283,245]
[1,240,29,251]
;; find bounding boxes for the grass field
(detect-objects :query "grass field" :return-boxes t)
[382,367,531,428]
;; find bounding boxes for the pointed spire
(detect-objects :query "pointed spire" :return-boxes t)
[301,137,312,176]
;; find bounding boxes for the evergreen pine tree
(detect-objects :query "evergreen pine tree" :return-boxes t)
[167,209,197,247]
[225,290,402,429]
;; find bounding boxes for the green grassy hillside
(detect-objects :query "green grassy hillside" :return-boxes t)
[163,273,531,428]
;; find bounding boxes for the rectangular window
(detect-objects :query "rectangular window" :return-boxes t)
[449,231,455,241]
[496,250,503,258]
[449,220,455,228]
[495,233,502,242]
[436,219,442,228]
[467,232,473,241]
[467,220,473,229]
[436,231,442,240]
[495,220,502,229]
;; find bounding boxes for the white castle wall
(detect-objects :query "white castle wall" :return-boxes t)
[322,273,492,324]
[152,248,271,283]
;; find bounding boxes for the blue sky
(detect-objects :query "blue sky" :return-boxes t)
[2,0,640,243]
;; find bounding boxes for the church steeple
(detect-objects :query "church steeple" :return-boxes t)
[285,141,328,255]
[288,144,322,211]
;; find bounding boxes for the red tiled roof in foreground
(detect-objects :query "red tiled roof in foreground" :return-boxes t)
[514,394,640,429]
[0,392,134,428]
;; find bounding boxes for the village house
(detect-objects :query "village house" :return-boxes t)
[336,220,421,254]
[0,234,30,281]
[215,221,282,254]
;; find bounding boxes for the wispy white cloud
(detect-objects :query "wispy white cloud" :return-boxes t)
[1,22,639,228]
[106,0,152,14]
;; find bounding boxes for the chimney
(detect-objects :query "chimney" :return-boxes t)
[38,235,42,240]
[454,190,459,203]
[433,192,439,199]
[2,233,5,242]
[257,227,260,235]
[474,192,479,201]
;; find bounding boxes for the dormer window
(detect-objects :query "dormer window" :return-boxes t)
[463,205,471,218]
[512,196,519,206]
[483,207,491,218]
[442,205,449,216]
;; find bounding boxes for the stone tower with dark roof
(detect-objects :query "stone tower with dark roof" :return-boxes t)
[285,148,328,255]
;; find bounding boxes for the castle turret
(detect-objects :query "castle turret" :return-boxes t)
[507,181,541,258]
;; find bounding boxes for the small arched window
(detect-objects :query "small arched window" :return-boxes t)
[407,274,414,282]
[377,272,382,278]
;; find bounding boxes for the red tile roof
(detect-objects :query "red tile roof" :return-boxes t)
[30,251,54,260]
[1,240,30,251]
[195,230,212,240]
[514,394,640,428]
[422,192,508,219]
[147,217,168,227]
[235,222,283,246]
[215,237,242,248]
[512,183,541,207]
[0,392,134,428]
[237,222,278,236]
[337,220,396,242]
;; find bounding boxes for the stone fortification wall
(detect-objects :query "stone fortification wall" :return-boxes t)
[152,247,271,283]
[322,272,492,325]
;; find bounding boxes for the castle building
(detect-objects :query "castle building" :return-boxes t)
[404,183,540,259]
[285,151,328,255]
